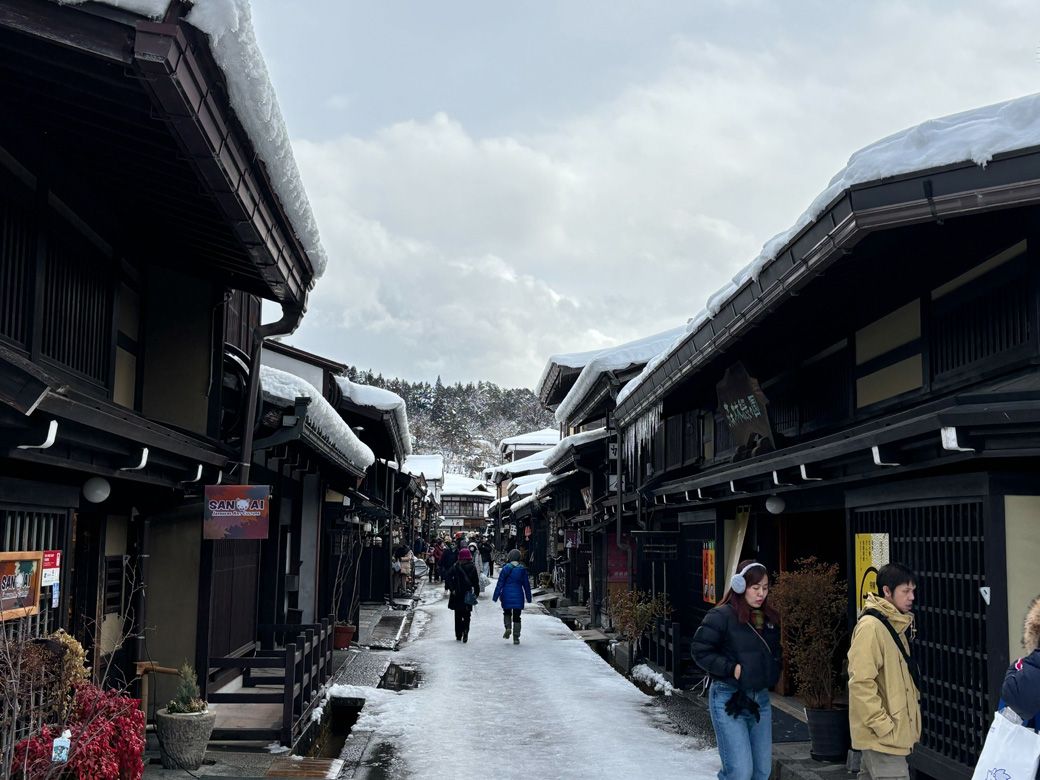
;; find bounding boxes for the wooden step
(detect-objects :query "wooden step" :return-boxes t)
[265,756,344,778]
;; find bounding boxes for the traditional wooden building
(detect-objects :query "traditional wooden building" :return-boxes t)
[0,0,338,749]
[613,96,1040,779]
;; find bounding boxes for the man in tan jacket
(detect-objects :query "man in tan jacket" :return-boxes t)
[847,563,922,780]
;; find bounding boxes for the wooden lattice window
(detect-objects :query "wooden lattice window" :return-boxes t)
[853,501,988,772]
[0,191,34,348]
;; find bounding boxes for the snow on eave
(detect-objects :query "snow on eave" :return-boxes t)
[335,377,412,457]
[56,0,171,18]
[553,326,686,426]
[403,454,445,482]
[617,91,1040,413]
[498,427,560,452]
[542,427,608,470]
[511,494,544,514]
[183,1,329,277]
[485,448,552,482]
[535,344,610,401]
[260,365,374,472]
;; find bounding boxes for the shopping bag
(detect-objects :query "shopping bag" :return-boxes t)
[971,710,1040,780]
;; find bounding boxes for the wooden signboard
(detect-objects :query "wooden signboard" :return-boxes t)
[716,361,774,459]
[203,485,271,540]
[0,551,43,620]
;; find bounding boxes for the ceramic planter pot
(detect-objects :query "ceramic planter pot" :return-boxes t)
[155,707,216,770]
[334,623,356,649]
[804,706,851,762]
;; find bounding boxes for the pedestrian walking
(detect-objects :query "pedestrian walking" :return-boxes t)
[692,559,781,780]
[431,540,444,582]
[1004,595,1040,728]
[448,547,480,643]
[492,549,532,644]
[479,538,494,577]
[440,542,457,590]
[847,563,921,780]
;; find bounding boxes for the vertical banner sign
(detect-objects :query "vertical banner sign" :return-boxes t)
[855,533,890,610]
[204,485,271,540]
[702,541,717,604]
[607,534,631,583]
[0,551,43,620]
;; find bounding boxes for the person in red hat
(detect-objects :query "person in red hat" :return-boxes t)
[447,547,480,642]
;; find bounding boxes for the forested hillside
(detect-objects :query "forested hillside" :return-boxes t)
[344,368,554,476]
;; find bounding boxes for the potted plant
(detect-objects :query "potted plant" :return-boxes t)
[605,588,671,673]
[331,528,363,649]
[155,663,215,771]
[771,556,850,762]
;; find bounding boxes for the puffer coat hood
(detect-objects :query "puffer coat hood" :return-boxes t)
[1023,595,1040,652]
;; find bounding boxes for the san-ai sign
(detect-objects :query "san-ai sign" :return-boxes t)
[203,485,271,540]
[0,551,43,620]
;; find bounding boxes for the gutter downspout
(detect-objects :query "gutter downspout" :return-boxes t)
[239,305,304,484]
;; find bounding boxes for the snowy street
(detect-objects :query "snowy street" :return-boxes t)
[330,585,720,779]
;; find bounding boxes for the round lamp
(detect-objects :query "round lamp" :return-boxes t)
[765,495,786,515]
[83,477,111,504]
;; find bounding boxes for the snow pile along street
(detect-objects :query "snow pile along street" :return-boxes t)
[336,586,719,778]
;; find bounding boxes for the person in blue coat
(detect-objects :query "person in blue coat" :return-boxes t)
[492,549,532,644]
[1003,595,1040,731]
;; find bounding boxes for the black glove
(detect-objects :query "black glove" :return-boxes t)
[724,689,761,722]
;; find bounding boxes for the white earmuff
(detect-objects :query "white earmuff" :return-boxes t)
[730,562,766,594]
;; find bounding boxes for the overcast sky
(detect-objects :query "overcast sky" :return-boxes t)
[252,0,1040,389]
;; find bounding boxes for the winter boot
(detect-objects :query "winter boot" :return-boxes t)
[503,613,511,639]
[513,621,521,644]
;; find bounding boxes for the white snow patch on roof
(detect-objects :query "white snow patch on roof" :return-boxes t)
[534,344,610,400]
[485,449,551,481]
[554,326,686,425]
[441,473,492,498]
[260,365,374,471]
[619,92,1040,409]
[183,0,329,277]
[403,454,445,482]
[510,477,547,498]
[499,427,560,450]
[57,0,170,17]
[542,427,608,468]
[510,494,543,514]
[334,377,411,457]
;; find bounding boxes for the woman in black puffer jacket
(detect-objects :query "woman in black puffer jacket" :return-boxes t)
[447,547,480,643]
[692,559,781,780]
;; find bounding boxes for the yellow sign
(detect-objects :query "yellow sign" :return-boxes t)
[855,533,890,611]
[702,541,716,604]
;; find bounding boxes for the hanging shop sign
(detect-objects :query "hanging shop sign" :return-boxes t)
[716,361,774,460]
[0,551,43,620]
[702,541,717,604]
[564,529,580,549]
[854,532,890,610]
[203,485,271,540]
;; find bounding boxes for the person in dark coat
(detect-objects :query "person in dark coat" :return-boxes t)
[479,538,494,577]
[492,549,532,644]
[439,542,458,590]
[692,559,781,780]
[447,547,480,642]
[1003,594,1040,731]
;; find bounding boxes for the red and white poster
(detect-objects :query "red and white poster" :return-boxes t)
[41,550,61,587]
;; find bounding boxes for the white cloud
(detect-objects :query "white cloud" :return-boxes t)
[280,1,1040,387]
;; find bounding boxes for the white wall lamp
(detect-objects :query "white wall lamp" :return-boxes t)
[83,477,111,504]
[765,495,786,515]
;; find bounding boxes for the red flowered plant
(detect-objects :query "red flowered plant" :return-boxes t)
[11,684,145,780]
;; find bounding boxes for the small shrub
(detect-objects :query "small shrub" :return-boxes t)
[771,556,848,709]
[12,683,144,779]
[165,663,206,714]
[605,589,672,644]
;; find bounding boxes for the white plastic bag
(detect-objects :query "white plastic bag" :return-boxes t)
[971,710,1040,780]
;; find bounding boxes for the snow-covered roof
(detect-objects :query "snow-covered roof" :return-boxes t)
[403,454,445,482]
[534,344,610,400]
[538,469,581,497]
[499,428,560,452]
[334,377,412,457]
[70,0,329,277]
[485,448,552,481]
[260,365,374,472]
[441,473,493,498]
[618,91,1040,410]
[542,428,608,469]
[510,494,543,515]
[553,326,685,425]
[510,477,547,498]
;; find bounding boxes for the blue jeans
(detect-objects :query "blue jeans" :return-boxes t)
[708,682,772,780]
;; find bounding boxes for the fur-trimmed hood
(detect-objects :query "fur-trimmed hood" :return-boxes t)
[1023,595,1040,652]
